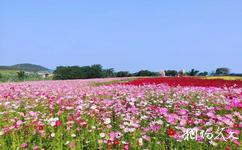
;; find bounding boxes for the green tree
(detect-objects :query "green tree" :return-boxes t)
[165,70,178,76]
[116,71,131,77]
[188,69,199,76]
[134,70,159,76]
[215,68,230,76]
[198,71,208,76]
[53,64,109,80]
[102,68,115,77]
[17,71,26,81]
[88,64,103,78]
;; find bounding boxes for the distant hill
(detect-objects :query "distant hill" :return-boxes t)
[0,63,51,72]
[0,66,15,70]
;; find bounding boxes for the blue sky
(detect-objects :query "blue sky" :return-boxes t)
[0,0,242,73]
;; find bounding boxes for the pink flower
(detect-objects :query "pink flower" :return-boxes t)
[33,145,40,150]
[103,99,114,106]
[232,139,240,146]
[158,108,168,115]
[16,120,23,126]
[150,125,161,132]
[124,143,129,150]
[142,135,150,141]
[29,111,37,117]
[21,143,28,148]
[178,109,187,115]
[207,111,215,118]
[109,132,116,141]
[225,129,240,135]
[231,98,240,107]
[179,119,187,126]
[166,114,178,125]
[109,131,122,140]
[143,127,150,132]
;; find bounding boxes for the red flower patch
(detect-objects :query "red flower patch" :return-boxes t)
[124,77,242,88]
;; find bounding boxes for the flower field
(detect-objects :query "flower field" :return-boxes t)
[0,78,241,150]
[124,77,242,88]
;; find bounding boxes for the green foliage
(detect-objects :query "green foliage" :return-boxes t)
[88,64,103,78]
[102,68,115,78]
[165,70,178,76]
[134,70,159,76]
[17,71,26,81]
[198,71,208,76]
[53,64,113,80]
[0,73,2,79]
[188,69,200,76]
[215,68,230,76]
[0,70,49,82]
[116,71,131,77]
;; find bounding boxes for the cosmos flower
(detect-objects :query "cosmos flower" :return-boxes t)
[100,133,106,138]
[167,128,176,137]
[104,118,111,125]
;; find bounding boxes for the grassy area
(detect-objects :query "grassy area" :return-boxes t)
[91,77,136,86]
[0,69,18,74]
[0,70,19,82]
[0,70,52,83]
[205,76,242,81]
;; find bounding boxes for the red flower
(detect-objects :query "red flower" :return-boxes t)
[37,125,44,131]
[114,140,120,145]
[188,119,194,125]
[167,128,176,137]
[55,120,62,127]
[124,77,242,88]
[233,123,239,128]
[107,140,112,150]
[107,140,112,145]
[68,115,74,121]
[225,146,231,150]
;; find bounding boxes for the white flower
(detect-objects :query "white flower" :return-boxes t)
[71,134,76,138]
[100,133,106,138]
[50,121,56,127]
[48,117,59,127]
[0,130,4,136]
[156,120,163,125]
[138,138,143,146]
[90,105,97,110]
[209,141,218,147]
[129,128,135,132]
[124,128,129,133]
[104,118,111,124]
[65,141,70,145]
[51,133,55,137]
[98,140,103,144]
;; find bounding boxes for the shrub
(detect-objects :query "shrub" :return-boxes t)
[215,68,230,76]
[134,70,159,76]
[116,71,131,77]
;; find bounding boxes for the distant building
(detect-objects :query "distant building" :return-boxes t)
[160,70,166,77]
[178,69,186,77]
[37,71,51,78]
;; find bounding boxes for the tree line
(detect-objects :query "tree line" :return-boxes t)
[0,66,239,82]
[52,64,235,80]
